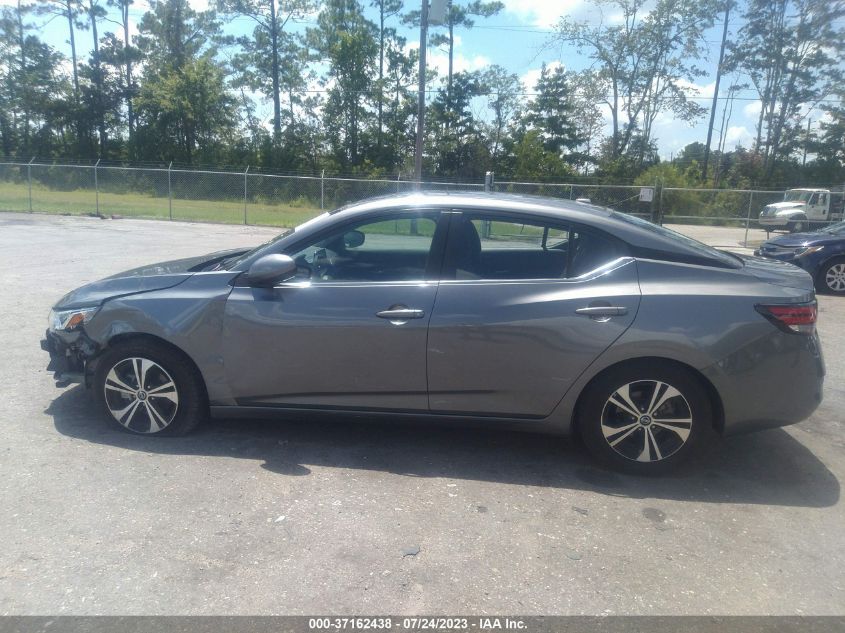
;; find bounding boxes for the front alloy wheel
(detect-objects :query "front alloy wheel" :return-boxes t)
[103,357,179,433]
[94,341,206,435]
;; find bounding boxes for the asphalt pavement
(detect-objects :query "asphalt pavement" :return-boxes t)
[0,212,843,615]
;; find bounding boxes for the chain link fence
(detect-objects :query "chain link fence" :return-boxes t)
[659,188,788,227]
[2,160,839,232]
[493,181,652,218]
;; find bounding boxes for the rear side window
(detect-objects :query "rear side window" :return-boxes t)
[444,213,625,280]
[568,230,626,277]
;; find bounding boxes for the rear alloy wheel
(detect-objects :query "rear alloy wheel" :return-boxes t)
[579,362,711,474]
[94,341,206,435]
[819,257,845,294]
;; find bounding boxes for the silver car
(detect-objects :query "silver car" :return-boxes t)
[42,193,824,473]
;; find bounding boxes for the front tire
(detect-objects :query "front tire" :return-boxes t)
[93,341,207,435]
[817,256,845,295]
[788,217,808,233]
[578,361,712,475]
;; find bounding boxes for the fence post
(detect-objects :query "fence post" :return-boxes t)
[321,169,325,210]
[94,159,101,216]
[743,191,754,247]
[27,157,34,213]
[168,162,173,220]
[484,171,494,192]
[396,171,401,193]
[652,179,664,225]
[243,165,250,225]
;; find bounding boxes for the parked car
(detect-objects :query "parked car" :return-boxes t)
[755,220,845,295]
[42,193,824,474]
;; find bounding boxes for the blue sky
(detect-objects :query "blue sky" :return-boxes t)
[13,0,807,160]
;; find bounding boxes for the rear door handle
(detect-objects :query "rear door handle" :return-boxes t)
[575,306,629,317]
[376,308,425,320]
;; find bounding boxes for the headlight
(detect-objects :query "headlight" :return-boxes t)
[48,307,99,332]
[794,245,825,257]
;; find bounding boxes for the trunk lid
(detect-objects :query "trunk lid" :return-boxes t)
[737,253,815,293]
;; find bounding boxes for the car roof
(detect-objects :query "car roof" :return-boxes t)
[325,191,736,267]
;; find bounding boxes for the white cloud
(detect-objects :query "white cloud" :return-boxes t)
[676,79,716,100]
[743,100,762,118]
[500,0,584,28]
[725,125,753,148]
[187,0,208,11]
[127,17,139,41]
[405,41,491,79]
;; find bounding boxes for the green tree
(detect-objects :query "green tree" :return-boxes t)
[135,54,236,163]
[404,0,502,114]
[370,0,403,154]
[0,1,70,157]
[134,0,230,163]
[104,0,139,157]
[378,34,417,171]
[522,64,581,164]
[215,0,315,144]
[567,69,606,172]
[727,0,845,179]
[136,0,219,73]
[511,130,574,182]
[36,0,82,102]
[310,0,378,171]
[817,95,845,167]
[553,0,717,161]
[427,70,488,177]
[479,64,521,168]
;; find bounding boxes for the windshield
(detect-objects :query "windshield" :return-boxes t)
[784,190,812,202]
[819,221,845,235]
[222,212,331,269]
[610,212,741,266]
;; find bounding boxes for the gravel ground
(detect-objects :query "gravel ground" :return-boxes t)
[0,212,843,615]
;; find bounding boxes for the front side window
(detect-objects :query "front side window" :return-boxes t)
[287,214,439,282]
[444,213,625,280]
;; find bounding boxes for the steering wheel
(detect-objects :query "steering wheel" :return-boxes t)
[311,247,339,280]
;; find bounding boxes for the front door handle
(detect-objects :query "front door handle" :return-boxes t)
[376,307,425,321]
[575,306,629,317]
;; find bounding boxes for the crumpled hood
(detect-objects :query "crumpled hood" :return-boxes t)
[54,248,248,309]
[737,253,815,293]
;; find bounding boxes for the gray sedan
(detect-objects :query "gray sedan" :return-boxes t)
[42,193,824,474]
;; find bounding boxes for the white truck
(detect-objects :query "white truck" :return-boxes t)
[758,188,845,234]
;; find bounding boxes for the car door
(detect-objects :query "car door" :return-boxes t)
[221,210,447,411]
[426,210,641,418]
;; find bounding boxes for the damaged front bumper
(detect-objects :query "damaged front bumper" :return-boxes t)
[41,328,99,387]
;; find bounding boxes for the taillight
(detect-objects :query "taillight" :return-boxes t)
[755,301,817,334]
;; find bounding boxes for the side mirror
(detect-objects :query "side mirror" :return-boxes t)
[343,230,365,249]
[246,254,298,287]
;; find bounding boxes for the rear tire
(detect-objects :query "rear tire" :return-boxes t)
[93,341,207,436]
[817,256,845,295]
[577,361,712,475]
